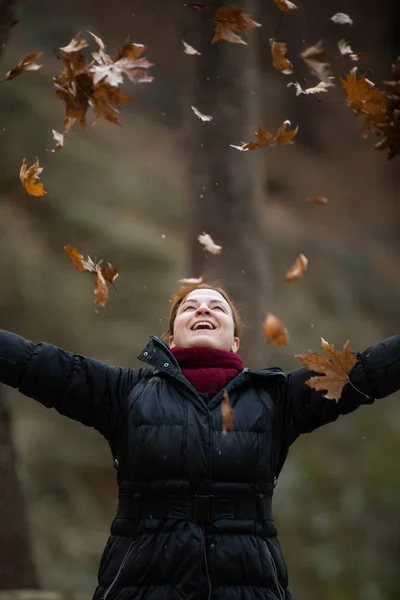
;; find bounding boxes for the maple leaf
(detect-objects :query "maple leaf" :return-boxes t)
[284,254,308,282]
[212,6,261,45]
[191,105,213,121]
[300,40,332,84]
[198,232,222,255]
[331,12,353,25]
[273,0,298,12]
[270,40,293,75]
[182,40,201,56]
[263,312,289,346]
[19,158,47,196]
[221,391,234,435]
[287,80,335,96]
[295,338,358,402]
[64,245,118,307]
[231,120,298,151]
[6,52,43,81]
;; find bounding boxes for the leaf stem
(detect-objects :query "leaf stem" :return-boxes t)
[346,376,372,400]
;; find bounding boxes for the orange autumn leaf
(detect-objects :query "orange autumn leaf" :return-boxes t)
[6,51,43,80]
[273,0,298,12]
[212,6,261,45]
[231,120,298,151]
[64,245,118,307]
[307,196,329,205]
[270,40,293,75]
[19,158,47,196]
[221,391,234,435]
[295,338,358,402]
[263,312,289,346]
[284,253,308,282]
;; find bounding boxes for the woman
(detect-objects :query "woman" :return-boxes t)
[0,282,399,600]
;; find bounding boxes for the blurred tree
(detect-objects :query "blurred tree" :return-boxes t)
[0,0,39,588]
[183,0,270,367]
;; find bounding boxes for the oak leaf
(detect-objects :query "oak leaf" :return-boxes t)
[263,312,289,346]
[295,338,357,402]
[231,120,298,151]
[198,232,222,254]
[300,40,332,84]
[212,6,261,45]
[6,52,43,80]
[221,391,234,435]
[273,0,297,11]
[284,254,308,281]
[19,158,47,196]
[270,40,293,75]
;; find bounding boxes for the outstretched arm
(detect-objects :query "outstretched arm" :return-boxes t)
[0,329,146,439]
[282,335,400,444]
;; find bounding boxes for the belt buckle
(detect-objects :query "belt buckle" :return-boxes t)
[193,495,212,522]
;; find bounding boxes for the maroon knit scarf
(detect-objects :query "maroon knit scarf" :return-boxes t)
[170,346,244,397]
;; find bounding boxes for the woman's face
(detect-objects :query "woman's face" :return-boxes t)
[169,288,240,352]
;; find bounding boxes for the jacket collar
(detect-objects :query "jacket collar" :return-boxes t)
[137,336,286,380]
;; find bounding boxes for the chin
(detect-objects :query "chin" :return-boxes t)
[188,336,217,349]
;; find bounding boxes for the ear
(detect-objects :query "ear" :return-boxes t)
[169,335,176,349]
[231,337,240,353]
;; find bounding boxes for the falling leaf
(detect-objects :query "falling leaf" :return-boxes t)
[284,253,308,282]
[331,12,353,25]
[182,40,201,56]
[198,232,222,255]
[191,105,213,121]
[221,391,234,435]
[273,0,297,11]
[212,6,261,45]
[184,2,209,10]
[60,32,90,54]
[6,52,43,81]
[51,130,64,152]
[287,80,335,96]
[270,40,293,75]
[263,312,289,346]
[300,40,332,84]
[295,338,358,402]
[179,276,204,285]
[307,196,328,205]
[64,245,118,307]
[231,120,298,151]
[19,158,47,196]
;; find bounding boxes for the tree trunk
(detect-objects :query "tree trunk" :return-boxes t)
[0,0,39,589]
[183,1,270,367]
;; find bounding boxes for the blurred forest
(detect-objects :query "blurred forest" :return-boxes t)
[0,0,399,599]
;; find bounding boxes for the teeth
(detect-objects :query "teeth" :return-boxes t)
[192,321,214,331]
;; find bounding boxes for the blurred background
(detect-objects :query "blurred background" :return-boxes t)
[0,0,399,599]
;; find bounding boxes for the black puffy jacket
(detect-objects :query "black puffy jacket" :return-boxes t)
[1,330,399,600]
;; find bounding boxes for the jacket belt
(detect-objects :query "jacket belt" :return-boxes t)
[116,493,272,522]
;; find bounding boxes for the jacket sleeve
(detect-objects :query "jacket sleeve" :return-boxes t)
[0,329,145,439]
[281,335,400,445]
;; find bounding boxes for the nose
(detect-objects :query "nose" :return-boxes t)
[195,303,211,316]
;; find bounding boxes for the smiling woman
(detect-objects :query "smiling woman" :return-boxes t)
[0,281,399,600]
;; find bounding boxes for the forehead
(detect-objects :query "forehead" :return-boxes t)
[183,288,229,306]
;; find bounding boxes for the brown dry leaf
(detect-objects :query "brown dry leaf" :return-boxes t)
[51,130,64,152]
[338,39,366,62]
[287,80,335,96]
[284,253,308,282]
[19,157,47,196]
[179,277,204,285]
[231,120,298,151]
[182,40,201,56]
[191,105,213,121]
[60,32,90,54]
[221,391,234,435]
[295,338,358,402]
[263,312,289,346]
[198,232,222,254]
[212,6,261,45]
[64,245,118,307]
[331,12,353,25]
[307,196,328,205]
[270,40,293,75]
[300,40,332,84]
[273,0,297,11]
[6,52,43,81]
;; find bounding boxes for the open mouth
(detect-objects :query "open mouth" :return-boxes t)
[190,321,216,331]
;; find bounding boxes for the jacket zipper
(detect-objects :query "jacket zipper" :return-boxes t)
[102,539,136,600]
